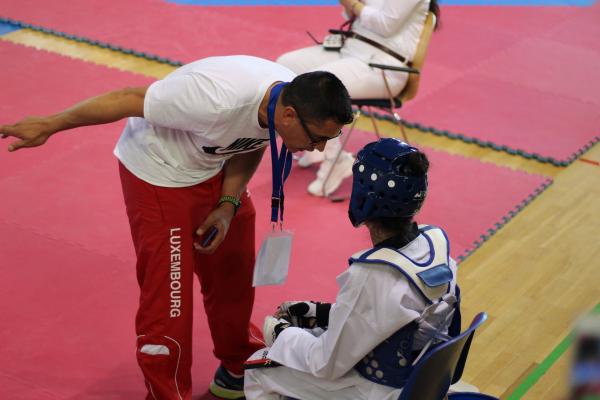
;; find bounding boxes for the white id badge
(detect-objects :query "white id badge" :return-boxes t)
[253,230,293,287]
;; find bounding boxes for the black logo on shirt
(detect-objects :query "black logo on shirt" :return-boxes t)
[203,138,269,155]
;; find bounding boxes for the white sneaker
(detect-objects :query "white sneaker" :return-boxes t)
[297,150,325,168]
[307,152,355,197]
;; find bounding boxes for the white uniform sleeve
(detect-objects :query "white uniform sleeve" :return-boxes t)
[267,264,420,380]
[143,73,220,132]
[359,0,422,38]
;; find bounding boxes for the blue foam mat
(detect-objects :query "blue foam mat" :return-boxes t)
[0,21,20,35]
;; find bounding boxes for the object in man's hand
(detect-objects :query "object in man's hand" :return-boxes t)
[200,226,218,247]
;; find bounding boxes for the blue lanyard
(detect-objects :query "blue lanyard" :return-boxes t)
[267,82,292,225]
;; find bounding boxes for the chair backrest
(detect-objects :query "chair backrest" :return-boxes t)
[399,12,436,103]
[398,312,488,400]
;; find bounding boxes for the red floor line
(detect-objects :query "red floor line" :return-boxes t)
[579,158,600,167]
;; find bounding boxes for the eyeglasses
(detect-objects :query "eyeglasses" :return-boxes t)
[296,110,343,145]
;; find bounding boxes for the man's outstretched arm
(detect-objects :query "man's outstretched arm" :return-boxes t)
[0,86,148,152]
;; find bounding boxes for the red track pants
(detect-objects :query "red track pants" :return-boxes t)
[119,163,262,400]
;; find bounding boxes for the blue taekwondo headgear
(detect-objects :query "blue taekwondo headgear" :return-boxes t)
[348,138,428,227]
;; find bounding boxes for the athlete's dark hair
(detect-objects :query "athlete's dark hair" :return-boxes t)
[282,71,353,125]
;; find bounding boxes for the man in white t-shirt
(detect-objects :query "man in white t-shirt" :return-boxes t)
[1,55,353,400]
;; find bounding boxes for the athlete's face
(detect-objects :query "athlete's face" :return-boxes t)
[278,106,344,153]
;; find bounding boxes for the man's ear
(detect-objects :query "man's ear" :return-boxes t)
[282,105,296,118]
[281,106,297,127]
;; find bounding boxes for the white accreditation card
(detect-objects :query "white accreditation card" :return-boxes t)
[253,230,293,287]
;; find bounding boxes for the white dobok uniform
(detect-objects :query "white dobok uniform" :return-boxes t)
[245,225,459,400]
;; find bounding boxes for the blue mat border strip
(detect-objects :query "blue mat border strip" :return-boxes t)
[0,21,21,35]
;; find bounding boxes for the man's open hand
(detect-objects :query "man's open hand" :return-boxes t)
[1,116,56,152]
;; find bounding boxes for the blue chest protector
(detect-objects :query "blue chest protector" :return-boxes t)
[351,225,461,389]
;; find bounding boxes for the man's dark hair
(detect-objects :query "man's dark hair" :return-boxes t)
[282,71,353,125]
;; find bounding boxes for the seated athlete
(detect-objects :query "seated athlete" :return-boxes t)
[244,138,461,400]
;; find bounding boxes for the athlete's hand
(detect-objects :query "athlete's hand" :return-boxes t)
[1,116,57,152]
[275,301,332,329]
[194,203,235,254]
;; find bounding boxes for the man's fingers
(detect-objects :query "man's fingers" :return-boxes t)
[195,217,214,236]
[0,124,19,138]
[194,228,225,254]
[7,139,26,152]
[194,210,232,254]
[0,126,9,139]
[194,219,229,254]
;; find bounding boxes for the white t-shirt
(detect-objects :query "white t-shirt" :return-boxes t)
[114,55,296,187]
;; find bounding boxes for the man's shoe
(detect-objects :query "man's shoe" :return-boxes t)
[209,365,245,399]
[307,152,355,197]
[296,150,325,168]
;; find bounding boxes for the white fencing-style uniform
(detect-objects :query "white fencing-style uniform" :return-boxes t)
[245,225,460,400]
[277,0,431,100]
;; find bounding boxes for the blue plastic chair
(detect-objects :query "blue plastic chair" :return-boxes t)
[398,312,498,400]
[285,313,497,400]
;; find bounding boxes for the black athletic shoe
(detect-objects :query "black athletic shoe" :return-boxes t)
[209,365,245,399]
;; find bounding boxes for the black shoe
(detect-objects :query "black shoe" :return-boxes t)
[209,365,245,399]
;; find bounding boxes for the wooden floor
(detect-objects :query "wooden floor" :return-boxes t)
[3,28,600,400]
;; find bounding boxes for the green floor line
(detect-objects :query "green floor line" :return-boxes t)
[506,302,600,399]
